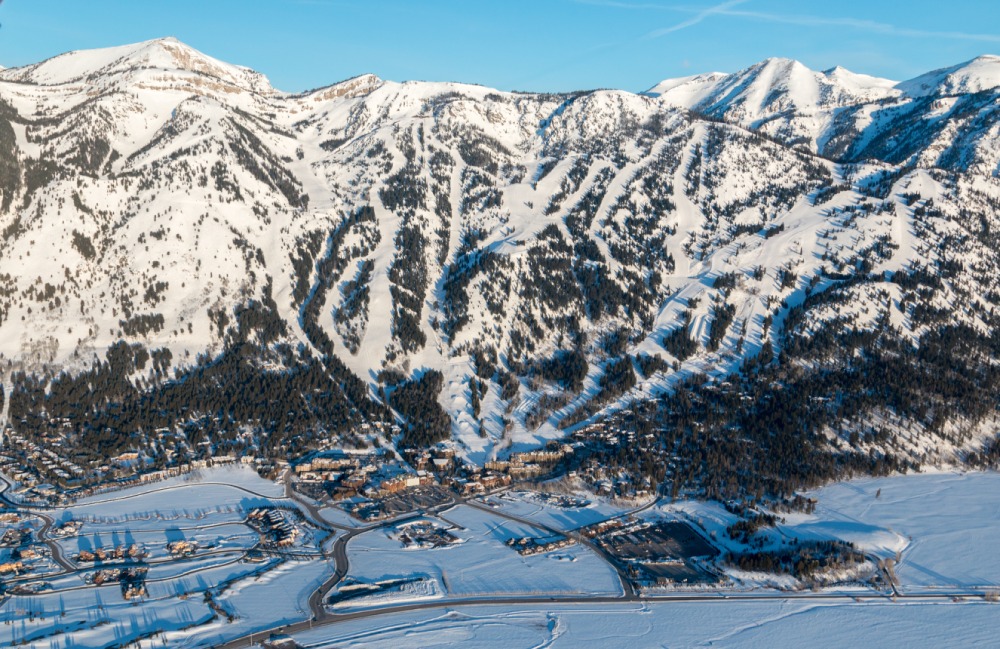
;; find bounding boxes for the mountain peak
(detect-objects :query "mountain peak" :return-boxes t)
[647,57,897,116]
[756,56,807,70]
[897,54,1000,97]
[0,37,275,94]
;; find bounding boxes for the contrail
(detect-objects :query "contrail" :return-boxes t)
[713,7,1000,44]
[643,0,748,40]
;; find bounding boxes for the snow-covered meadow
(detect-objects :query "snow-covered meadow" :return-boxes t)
[340,504,622,601]
[293,472,1000,648]
[293,599,1000,649]
[480,489,635,531]
[785,472,1000,591]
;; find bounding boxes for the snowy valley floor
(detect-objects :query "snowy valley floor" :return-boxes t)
[291,471,1000,648]
[2,468,1000,647]
[289,599,999,649]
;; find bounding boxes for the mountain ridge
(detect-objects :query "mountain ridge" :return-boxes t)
[0,39,998,501]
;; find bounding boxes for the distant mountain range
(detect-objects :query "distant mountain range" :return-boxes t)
[0,39,998,495]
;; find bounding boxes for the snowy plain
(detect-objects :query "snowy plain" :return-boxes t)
[4,467,1000,647]
[291,600,1000,649]
[341,504,622,599]
[294,471,1000,648]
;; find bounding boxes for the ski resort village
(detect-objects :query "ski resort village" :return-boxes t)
[3,458,1000,647]
[0,12,998,647]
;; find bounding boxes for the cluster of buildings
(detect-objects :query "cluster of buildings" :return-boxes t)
[295,442,576,509]
[51,519,83,538]
[293,451,388,499]
[570,424,660,500]
[0,560,25,575]
[506,535,576,556]
[453,470,511,496]
[76,545,146,563]
[85,566,148,599]
[167,540,198,557]
[484,444,575,479]
[579,517,627,538]
[0,526,30,547]
[404,447,456,473]
[393,521,459,549]
[445,445,575,496]
[378,472,436,496]
[247,508,299,548]
[0,545,47,577]
[0,431,85,493]
[0,422,280,504]
[296,451,448,505]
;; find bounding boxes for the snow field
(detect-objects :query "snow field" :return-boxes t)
[481,489,632,532]
[789,472,1000,591]
[343,504,622,599]
[292,600,1000,649]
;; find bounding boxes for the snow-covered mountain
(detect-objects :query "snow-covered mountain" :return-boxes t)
[0,39,998,479]
[646,55,1000,169]
[645,57,901,145]
[896,55,1000,97]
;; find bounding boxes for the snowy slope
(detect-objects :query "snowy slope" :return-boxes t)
[0,37,274,94]
[896,55,1000,97]
[0,40,998,468]
[646,57,900,149]
[646,55,1000,167]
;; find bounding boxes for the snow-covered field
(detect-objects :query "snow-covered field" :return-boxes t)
[292,600,1000,649]
[480,489,634,531]
[171,559,334,649]
[73,464,285,506]
[786,472,1000,591]
[343,504,622,599]
[5,469,1000,647]
[0,585,215,648]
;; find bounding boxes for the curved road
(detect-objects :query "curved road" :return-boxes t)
[0,474,75,573]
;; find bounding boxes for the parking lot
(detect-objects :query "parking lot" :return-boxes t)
[351,486,455,521]
[602,521,718,561]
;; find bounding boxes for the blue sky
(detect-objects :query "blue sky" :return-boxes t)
[0,0,996,92]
